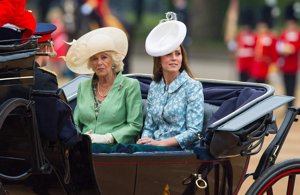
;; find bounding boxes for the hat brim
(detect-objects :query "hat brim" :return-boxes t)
[65,27,128,74]
[145,20,187,57]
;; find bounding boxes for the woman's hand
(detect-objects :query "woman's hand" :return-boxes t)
[137,137,178,147]
[137,137,160,145]
[85,131,115,144]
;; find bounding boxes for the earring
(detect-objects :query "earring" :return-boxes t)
[112,64,116,69]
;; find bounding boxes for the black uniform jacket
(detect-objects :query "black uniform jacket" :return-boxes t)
[33,63,58,90]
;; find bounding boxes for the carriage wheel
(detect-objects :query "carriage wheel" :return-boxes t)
[246,159,300,195]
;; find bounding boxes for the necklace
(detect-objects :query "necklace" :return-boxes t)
[94,100,101,117]
[92,82,102,119]
[97,83,111,98]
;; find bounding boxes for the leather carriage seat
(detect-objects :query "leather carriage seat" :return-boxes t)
[141,99,148,121]
[203,103,219,129]
[137,76,220,131]
[140,99,219,131]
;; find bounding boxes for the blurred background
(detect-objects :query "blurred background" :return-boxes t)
[25,0,300,100]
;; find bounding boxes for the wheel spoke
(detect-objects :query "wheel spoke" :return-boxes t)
[266,187,273,195]
[286,174,295,195]
[246,159,300,195]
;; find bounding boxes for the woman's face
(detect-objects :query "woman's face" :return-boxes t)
[89,52,114,77]
[160,47,182,74]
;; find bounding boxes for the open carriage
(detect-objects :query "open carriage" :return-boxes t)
[0,39,300,195]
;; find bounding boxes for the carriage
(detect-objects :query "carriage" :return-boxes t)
[0,38,300,195]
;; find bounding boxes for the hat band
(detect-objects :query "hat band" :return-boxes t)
[38,34,52,43]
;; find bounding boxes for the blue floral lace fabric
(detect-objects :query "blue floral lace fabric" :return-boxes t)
[142,71,204,149]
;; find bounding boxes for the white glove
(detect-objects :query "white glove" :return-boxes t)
[85,131,115,144]
[227,40,237,52]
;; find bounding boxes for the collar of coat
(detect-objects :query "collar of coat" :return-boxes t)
[159,70,189,93]
[92,72,124,91]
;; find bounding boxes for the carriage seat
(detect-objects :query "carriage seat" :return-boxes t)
[203,103,219,129]
[141,99,148,120]
[141,99,219,130]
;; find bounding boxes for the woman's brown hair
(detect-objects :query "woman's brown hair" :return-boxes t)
[152,45,194,82]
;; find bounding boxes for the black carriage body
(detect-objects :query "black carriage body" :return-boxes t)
[0,41,100,195]
[0,40,37,102]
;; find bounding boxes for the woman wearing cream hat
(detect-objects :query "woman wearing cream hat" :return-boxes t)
[137,12,204,150]
[65,27,143,144]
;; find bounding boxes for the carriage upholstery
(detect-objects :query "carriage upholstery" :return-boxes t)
[124,75,222,130]
[135,75,267,132]
[141,99,219,130]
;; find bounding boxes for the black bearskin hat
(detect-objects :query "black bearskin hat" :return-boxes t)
[284,2,298,22]
[239,7,255,29]
[256,5,274,28]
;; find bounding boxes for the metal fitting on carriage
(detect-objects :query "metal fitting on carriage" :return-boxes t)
[194,174,207,189]
[182,173,207,189]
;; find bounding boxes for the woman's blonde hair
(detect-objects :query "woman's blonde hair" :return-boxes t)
[87,51,124,73]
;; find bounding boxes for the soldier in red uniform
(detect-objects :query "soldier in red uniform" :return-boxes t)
[250,5,278,83]
[277,2,300,106]
[231,7,256,81]
[0,0,36,43]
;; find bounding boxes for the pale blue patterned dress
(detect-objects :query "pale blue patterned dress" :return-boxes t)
[142,71,204,149]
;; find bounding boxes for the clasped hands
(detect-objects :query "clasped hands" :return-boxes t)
[85,130,114,144]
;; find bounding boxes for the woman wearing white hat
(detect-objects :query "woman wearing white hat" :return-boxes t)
[65,27,143,144]
[137,12,204,150]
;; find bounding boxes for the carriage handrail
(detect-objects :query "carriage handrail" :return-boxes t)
[215,95,294,132]
[0,99,33,181]
[0,98,31,128]
[0,168,32,181]
[0,51,36,63]
[204,81,274,130]
[252,106,300,179]
[61,75,90,102]
[0,98,51,181]
[0,38,38,53]
[0,98,34,181]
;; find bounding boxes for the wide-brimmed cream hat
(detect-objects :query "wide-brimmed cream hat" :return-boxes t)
[145,12,187,57]
[64,27,128,74]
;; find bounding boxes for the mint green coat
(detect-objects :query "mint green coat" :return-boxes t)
[74,73,143,144]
